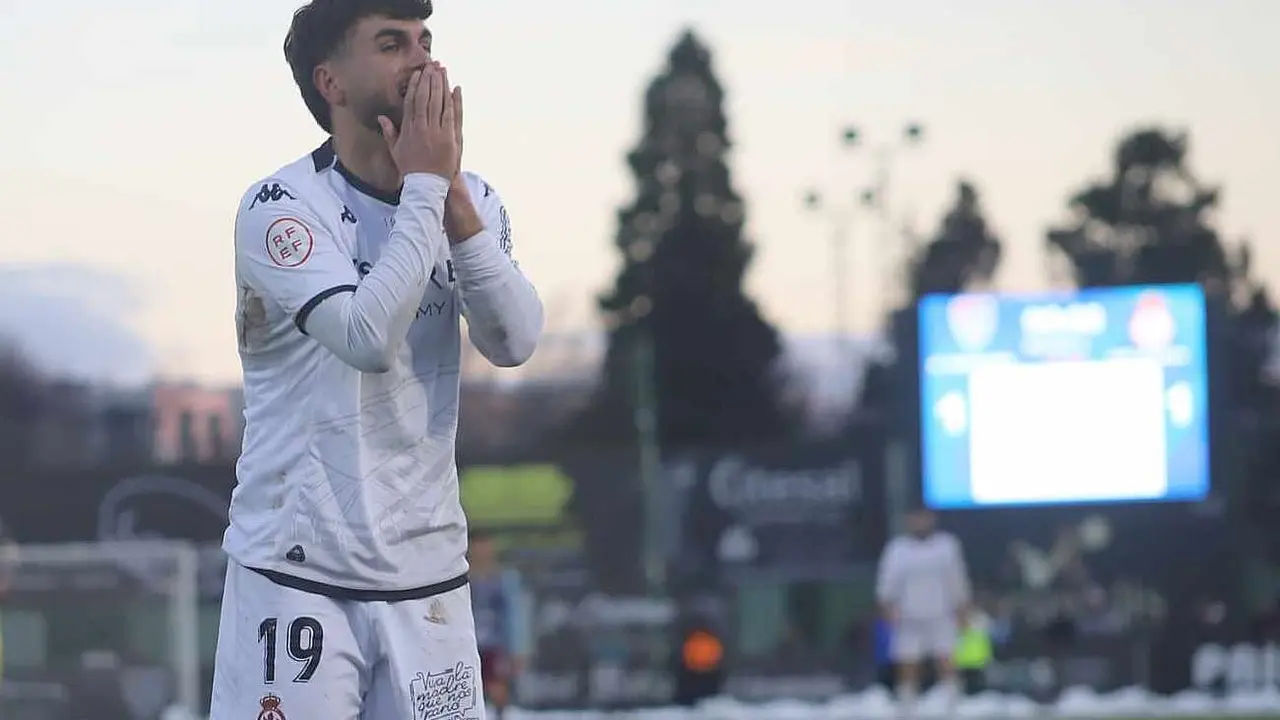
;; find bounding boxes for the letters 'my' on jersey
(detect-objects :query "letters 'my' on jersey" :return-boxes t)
[229,140,543,596]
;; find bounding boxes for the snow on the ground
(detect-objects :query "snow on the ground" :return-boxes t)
[491,685,1280,719]
[163,685,1280,720]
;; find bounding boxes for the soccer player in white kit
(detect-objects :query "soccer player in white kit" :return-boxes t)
[209,1,543,718]
[875,506,972,718]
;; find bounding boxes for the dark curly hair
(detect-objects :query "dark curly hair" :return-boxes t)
[284,0,433,133]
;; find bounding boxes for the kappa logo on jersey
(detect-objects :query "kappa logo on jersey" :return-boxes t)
[257,693,286,720]
[340,205,357,224]
[249,183,295,208]
[946,294,999,352]
[265,218,314,268]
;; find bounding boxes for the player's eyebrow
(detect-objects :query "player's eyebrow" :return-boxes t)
[373,28,409,43]
[371,27,431,49]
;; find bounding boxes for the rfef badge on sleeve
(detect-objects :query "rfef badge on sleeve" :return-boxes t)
[264,218,314,268]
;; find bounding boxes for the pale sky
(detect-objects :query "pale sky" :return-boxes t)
[0,0,1277,385]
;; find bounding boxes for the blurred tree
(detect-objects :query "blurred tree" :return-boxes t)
[906,179,1002,298]
[0,341,43,469]
[569,30,796,452]
[1046,127,1249,293]
[1046,126,1279,542]
[559,32,798,592]
[0,340,103,472]
[856,180,1003,427]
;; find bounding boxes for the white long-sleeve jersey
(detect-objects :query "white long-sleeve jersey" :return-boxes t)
[225,140,544,599]
[876,530,971,620]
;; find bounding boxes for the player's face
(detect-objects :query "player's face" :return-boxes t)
[907,510,935,536]
[332,16,432,133]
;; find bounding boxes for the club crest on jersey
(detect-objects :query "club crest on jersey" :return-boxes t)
[945,294,999,352]
[257,694,286,720]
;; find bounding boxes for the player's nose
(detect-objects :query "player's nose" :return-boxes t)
[407,43,430,66]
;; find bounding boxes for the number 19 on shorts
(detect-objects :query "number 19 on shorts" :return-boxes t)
[258,616,324,683]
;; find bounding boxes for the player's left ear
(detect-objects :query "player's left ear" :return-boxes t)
[313,63,345,106]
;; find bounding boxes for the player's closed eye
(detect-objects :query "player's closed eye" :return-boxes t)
[380,41,429,54]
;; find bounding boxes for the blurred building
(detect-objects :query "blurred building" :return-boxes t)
[23,381,243,469]
[460,330,881,436]
[15,330,880,470]
[459,378,593,458]
[461,331,605,384]
[148,383,243,465]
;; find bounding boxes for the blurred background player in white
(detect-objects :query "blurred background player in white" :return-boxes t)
[875,506,972,719]
[210,0,544,718]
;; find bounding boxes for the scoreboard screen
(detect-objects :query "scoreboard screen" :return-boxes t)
[917,284,1210,509]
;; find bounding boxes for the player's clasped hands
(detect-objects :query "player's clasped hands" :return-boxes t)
[378,61,461,180]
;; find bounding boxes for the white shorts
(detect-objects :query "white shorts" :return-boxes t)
[210,561,486,720]
[891,616,958,663]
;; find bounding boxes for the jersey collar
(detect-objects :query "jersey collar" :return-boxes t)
[312,138,402,206]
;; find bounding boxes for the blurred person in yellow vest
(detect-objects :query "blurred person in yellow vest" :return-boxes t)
[953,603,993,696]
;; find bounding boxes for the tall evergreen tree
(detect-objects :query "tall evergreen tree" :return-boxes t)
[857,180,1003,424]
[571,30,794,452]
[1047,127,1279,537]
[905,179,1002,298]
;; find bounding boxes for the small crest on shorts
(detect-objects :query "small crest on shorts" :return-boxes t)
[257,693,286,720]
[285,545,306,563]
[425,598,448,625]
